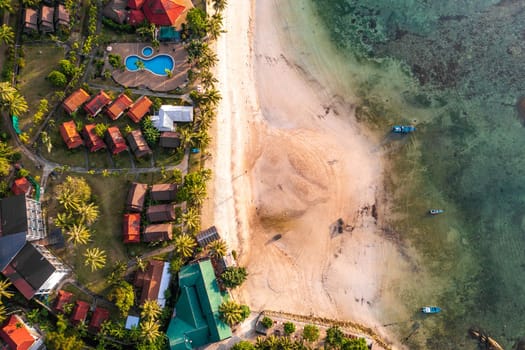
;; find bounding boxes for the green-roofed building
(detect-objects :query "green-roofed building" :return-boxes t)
[167,260,232,350]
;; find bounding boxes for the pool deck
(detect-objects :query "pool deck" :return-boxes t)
[109,42,189,92]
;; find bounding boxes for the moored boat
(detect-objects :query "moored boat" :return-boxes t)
[421,306,441,314]
[429,209,444,215]
[392,125,416,134]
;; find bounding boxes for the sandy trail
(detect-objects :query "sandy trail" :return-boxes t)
[210,0,411,348]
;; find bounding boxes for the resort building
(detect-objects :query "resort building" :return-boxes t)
[159,131,181,148]
[103,0,128,24]
[166,260,232,350]
[83,90,111,117]
[196,226,220,248]
[23,8,38,32]
[150,105,193,132]
[134,260,171,307]
[128,0,145,9]
[39,5,54,33]
[62,88,90,115]
[126,182,148,212]
[126,129,152,159]
[106,93,133,120]
[127,96,153,123]
[104,126,128,155]
[143,223,172,242]
[150,183,177,202]
[70,300,90,325]
[82,124,107,152]
[146,204,176,223]
[0,314,44,350]
[11,177,31,196]
[128,9,145,25]
[54,290,73,313]
[59,120,83,149]
[123,213,141,243]
[89,307,110,332]
[56,4,70,28]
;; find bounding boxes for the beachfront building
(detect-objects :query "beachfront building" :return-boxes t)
[166,260,232,350]
[82,124,107,152]
[59,120,83,149]
[0,314,44,350]
[123,213,141,243]
[105,126,128,155]
[62,88,90,115]
[84,90,111,117]
[134,260,171,307]
[159,131,181,148]
[146,204,175,223]
[150,183,178,202]
[143,223,172,242]
[126,182,148,212]
[150,105,193,132]
[106,93,133,120]
[126,129,152,158]
[127,96,153,123]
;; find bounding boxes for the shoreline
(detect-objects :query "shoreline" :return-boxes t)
[208,0,414,348]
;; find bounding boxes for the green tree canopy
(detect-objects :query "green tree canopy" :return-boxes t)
[220,266,247,289]
[186,8,208,39]
[232,340,255,350]
[83,247,107,271]
[47,70,68,88]
[108,281,135,316]
[283,322,296,335]
[45,331,85,350]
[302,324,320,342]
[218,300,244,327]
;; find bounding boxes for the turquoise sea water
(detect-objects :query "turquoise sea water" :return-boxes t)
[283,1,525,349]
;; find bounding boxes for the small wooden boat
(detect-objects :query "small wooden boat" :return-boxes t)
[429,209,444,215]
[421,306,441,314]
[392,125,416,134]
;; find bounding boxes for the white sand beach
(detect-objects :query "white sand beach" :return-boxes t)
[206,0,414,348]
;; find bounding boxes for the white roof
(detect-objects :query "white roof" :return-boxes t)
[151,105,194,132]
[156,262,172,308]
[125,315,140,329]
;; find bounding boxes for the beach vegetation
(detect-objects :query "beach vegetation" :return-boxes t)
[141,117,160,146]
[261,316,273,329]
[213,0,227,13]
[302,324,320,342]
[108,281,135,316]
[140,299,162,321]
[232,340,255,350]
[207,239,228,258]
[220,266,248,288]
[283,321,296,335]
[174,234,197,258]
[218,300,248,326]
[185,8,208,39]
[325,326,368,349]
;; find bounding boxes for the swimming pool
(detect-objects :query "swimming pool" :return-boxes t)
[142,46,153,57]
[125,54,174,76]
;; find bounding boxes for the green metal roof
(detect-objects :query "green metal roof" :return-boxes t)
[167,260,232,350]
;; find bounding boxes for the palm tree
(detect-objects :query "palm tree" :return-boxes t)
[0,279,13,301]
[0,82,15,102]
[218,300,243,326]
[66,224,91,245]
[135,256,147,272]
[6,93,28,116]
[0,0,13,14]
[192,129,212,149]
[207,14,224,41]
[187,182,207,205]
[0,25,14,46]
[200,88,222,107]
[198,49,218,69]
[0,303,6,324]
[181,207,200,233]
[207,239,228,259]
[57,188,80,212]
[174,234,196,258]
[213,0,227,13]
[139,319,161,344]
[76,202,99,225]
[186,40,205,65]
[140,300,162,321]
[83,248,107,271]
[199,70,218,90]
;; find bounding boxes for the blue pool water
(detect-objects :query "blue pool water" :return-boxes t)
[125,54,174,76]
[142,46,153,57]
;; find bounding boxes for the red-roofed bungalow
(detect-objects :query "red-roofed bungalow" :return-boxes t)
[127,96,152,123]
[59,120,83,149]
[54,290,73,313]
[106,93,133,120]
[71,300,90,325]
[89,307,110,332]
[143,0,185,26]
[128,9,146,26]
[82,124,107,152]
[12,177,30,196]
[104,126,128,155]
[123,213,141,243]
[62,88,90,115]
[128,0,145,9]
[84,90,111,117]
[0,315,36,350]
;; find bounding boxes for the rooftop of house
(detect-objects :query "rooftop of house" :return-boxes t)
[166,260,231,350]
[123,213,141,243]
[11,177,31,196]
[143,0,186,27]
[150,183,177,201]
[54,289,73,313]
[63,89,90,114]
[126,183,148,212]
[196,226,220,248]
[126,129,152,158]
[134,260,165,305]
[106,93,133,120]
[24,8,38,27]
[128,96,153,123]
[57,4,70,24]
[159,131,181,148]
[59,120,83,149]
[40,5,54,25]
[143,223,173,242]
[151,105,193,132]
[146,204,175,223]
[84,90,112,116]
[82,124,106,152]
[89,307,110,332]
[0,315,36,350]
[105,126,127,154]
[71,300,90,325]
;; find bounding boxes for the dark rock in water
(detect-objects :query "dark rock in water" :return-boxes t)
[515,338,525,350]
[516,96,525,125]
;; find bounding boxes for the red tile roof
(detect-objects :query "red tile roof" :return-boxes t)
[128,9,146,26]
[104,126,127,155]
[82,124,106,152]
[71,300,90,325]
[63,89,90,115]
[11,177,30,196]
[84,90,111,116]
[54,290,73,313]
[23,9,38,31]
[143,0,185,26]
[134,260,164,305]
[0,315,35,350]
[57,4,70,25]
[40,5,54,27]
[127,96,152,123]
[106,93,133,120]
[89,307,110,332]
[123,213,141,243]
[128,0,146,9]
[59,120,83,149]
